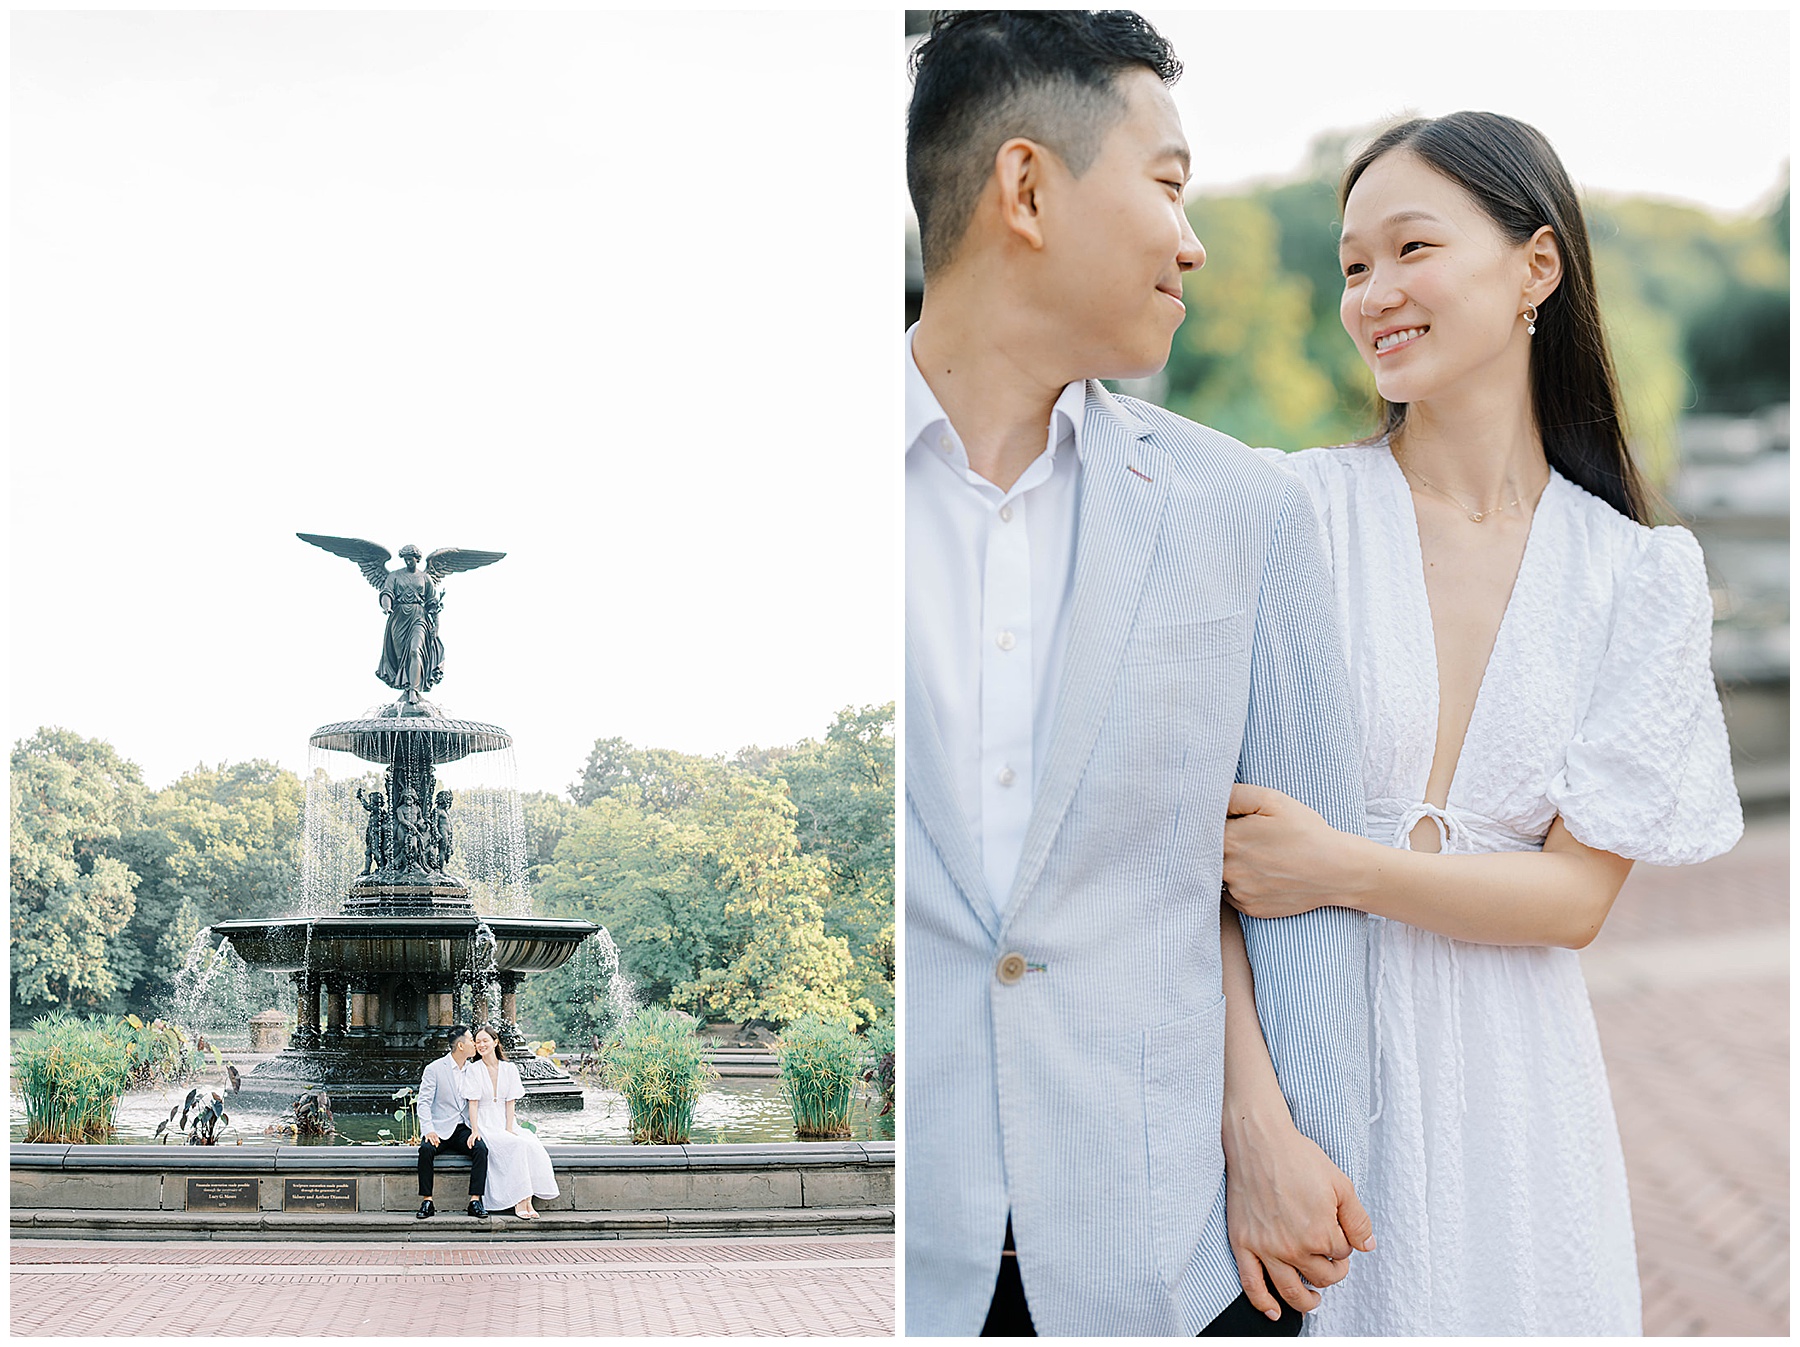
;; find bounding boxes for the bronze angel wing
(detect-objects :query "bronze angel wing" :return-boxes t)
[424,547,506,582]
[297,534,392,588]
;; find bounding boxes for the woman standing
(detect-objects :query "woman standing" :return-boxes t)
[464,1027,560,1220]
[1217,112,1741,1334]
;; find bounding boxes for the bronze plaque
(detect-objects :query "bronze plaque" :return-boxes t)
[283,1177,358,1212]
[186,1177,259,1211]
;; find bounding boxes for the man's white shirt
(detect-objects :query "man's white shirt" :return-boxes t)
[905,327,1084,909]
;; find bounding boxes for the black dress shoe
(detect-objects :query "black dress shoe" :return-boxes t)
[416,1200,435,1219]
[467,1199,488,1219]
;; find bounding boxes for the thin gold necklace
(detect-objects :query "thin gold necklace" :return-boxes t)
[1393,447,1524,524]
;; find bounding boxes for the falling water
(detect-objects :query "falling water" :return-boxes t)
[470,920,503,1028]
[560,928,638,1047]
[298,715,532,917]
[164,932,287,1049]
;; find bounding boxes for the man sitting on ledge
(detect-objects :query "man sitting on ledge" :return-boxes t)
[416,1025,489,1219]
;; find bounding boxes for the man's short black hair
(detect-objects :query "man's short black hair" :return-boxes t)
[448,1025,474,1047]
[907,11,1182,276]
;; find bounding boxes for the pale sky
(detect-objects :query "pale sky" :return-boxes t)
[1141,9,1789,214]
[11,11,900,794]
[903,10,1789,216]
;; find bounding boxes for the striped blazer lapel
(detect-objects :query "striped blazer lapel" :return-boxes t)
[905,634,1000,939]
[1002,384,1166,930]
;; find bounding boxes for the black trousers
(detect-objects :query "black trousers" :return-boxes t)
[418,1123,489,1198]
[981,1220,1304,1337]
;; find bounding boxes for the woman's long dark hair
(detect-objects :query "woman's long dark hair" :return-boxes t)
[1342,111,1648,523]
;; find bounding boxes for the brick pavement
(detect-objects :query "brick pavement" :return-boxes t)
[9,1235,894,1337]
[1581,813,1788,1336]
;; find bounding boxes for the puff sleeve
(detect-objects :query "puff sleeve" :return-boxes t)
[501,1062,526,1104]
[1548,526,1742,865]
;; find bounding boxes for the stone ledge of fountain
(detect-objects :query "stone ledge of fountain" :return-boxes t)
[13,1141,895,1171]
[10,1142,895,1236]
[11,1207,894,1241]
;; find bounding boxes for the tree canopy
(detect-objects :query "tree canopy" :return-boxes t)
[13,704,896,1040]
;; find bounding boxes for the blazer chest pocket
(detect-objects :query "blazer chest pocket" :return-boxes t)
[1123,612,1244,668]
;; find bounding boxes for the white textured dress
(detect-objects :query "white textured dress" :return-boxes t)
[462,1059,559,1211]
[1265,442,1742,1336]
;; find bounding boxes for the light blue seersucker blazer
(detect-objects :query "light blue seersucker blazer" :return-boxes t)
[905,384,1370,1336]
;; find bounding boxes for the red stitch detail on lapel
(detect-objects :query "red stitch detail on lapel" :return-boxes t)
[1126,465,1153,483]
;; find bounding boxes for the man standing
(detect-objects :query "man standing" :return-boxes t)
[905,12,1369,1335]
[416,1025,489,1219]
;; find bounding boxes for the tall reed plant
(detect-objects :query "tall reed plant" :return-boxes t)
[602,1007,716,1144]
[16,1012,136,1143]
[775,1015,863,1139]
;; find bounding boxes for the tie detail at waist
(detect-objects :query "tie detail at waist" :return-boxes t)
[1360,799,1541,1126]
[1366,797,1545,856]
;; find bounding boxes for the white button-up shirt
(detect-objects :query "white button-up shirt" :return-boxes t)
[905,328,1084,909]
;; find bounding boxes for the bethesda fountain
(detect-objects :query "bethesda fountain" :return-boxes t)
[212,534,598,1111]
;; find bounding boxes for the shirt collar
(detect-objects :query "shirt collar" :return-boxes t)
[905,323,1088,462]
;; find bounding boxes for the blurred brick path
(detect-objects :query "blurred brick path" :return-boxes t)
[1581,813,1788,1336]
[9,1235,894,1336]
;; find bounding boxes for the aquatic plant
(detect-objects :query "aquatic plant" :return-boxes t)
[867,1020,896,1118]
[15,1012,135,1143]
[119,1014,205,1088]
[602,1007,716,1144]
[775,1015,863,1140]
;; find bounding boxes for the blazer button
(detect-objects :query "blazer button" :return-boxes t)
[996,952,1028,985]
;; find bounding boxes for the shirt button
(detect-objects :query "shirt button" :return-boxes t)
[997,766,1016,787]
[996,952,1027,985]
[995,630,1016,652]
[998,505,1014,523]
[937,432,953,453]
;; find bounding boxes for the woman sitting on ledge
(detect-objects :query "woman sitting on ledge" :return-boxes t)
[464,1027,559,1219]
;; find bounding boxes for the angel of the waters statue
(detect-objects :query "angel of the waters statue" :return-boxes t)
[298,535,505,704]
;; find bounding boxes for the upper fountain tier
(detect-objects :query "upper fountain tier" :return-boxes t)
[310,704,513,766]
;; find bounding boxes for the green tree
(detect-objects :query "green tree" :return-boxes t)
[569,737,717,813]
[10,729,147,1019]
[534,784,738,1007]
[773,703,895,1022]
[675,771,862,1027]
[113,760,303,1007]
[519,789,581,888]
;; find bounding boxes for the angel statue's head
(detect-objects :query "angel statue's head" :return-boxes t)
[398,543,422,566]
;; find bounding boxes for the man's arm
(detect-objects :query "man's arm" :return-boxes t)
[1226,477,1372,1302]
[1234,476,1368,1169]
[416,1063,439,1142]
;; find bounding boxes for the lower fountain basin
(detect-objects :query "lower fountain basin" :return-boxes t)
[208,915,601,1111]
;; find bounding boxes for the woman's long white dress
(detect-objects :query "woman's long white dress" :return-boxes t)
[1267,442,1741,1336]
[462,1059,559,1211]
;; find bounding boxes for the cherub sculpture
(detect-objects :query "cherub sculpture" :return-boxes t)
[430,789,455,872]
[297,535,505,705]
[391,788,429,873]
[355,787,388,875]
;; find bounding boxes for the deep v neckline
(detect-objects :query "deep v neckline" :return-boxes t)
[1381,443,1557,810]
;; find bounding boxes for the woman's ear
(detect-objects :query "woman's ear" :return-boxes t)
[1524,224,1563,307]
